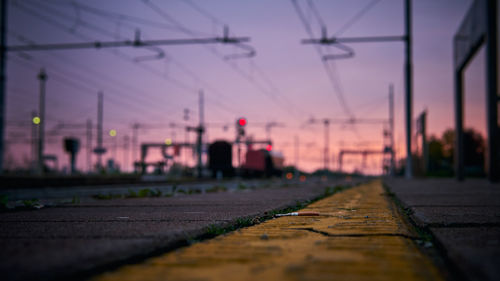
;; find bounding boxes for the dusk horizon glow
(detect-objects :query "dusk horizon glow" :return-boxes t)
[4,0,492,174]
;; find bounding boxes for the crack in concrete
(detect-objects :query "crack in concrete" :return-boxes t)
[292,227,419,240]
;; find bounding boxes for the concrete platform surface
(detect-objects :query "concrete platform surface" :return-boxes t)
[0,179,355,281]
[92,180,443,281]
[384,178,500,281]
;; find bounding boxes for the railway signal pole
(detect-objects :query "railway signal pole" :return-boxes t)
[37,68,47,174]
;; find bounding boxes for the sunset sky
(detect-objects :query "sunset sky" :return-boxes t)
[4,0,492,174]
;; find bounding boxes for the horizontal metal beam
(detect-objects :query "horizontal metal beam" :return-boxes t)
[339,149,385,155]
[7,37,250,52]
[302,35,406,45]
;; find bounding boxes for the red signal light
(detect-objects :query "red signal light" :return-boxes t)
[266,144,272,151]
[238,118,247,126]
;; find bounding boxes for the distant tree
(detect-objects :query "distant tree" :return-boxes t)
[428,136,444,172]
[423,128,485,177]
[463,129,485,174]
[441,129,455,162]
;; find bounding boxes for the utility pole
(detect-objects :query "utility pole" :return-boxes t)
[421,110,428,175]
[294,135,299,177]
[132,123,139,171]
[405,0,413,178]
[0,0,6,174]
[86,119,92,173]
[300,0,413,177]
[389,85,395,176]
[95,92,104,170]
[31,110,37,171]
[112,133,117,164]
[37,68,47,174]
[123,135,129,173]
[196,90,204,178]
[323,119,330,172]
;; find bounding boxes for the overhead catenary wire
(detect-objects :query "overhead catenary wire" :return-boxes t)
[291,0,354,119]
[333,0,382,36]
[7,30,190,119]
[181,0,312,118]
[144,0,308,122]
[7,54,162,125]
[11,0,239,120]
[40,0,242,119]
[7,50,181,125]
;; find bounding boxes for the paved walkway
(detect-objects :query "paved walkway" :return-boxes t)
[384,178,500,281]
[0,179,355,281]
[92,180,443,281]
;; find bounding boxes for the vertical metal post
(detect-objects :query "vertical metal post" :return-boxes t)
[31,111,37,171]
[389,84,395,176]
[86,119,92,173]
[123,135,129,173]
[197,90,204,178]
[37,68,47,174]
[422,110,428,175]
[485,0,499,182]
[97,92,103,169]
[132,123,138,171]
[455,70,465,181]
[405,0,413,178]
[112,134,117,163]
[324,119,330,172]
[339,152,343,173]
[0,0,6,174]
[294,135,299,177]
[184,126,188,167]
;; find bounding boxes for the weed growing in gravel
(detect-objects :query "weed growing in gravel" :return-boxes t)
[150,189,162,197]
[22,198,42,209]
[126,189,138,198]
[324,185,347,196]
[237,183,248,190]
[0,195,8,209]
[206,185,227,193]
[205,217,256,237]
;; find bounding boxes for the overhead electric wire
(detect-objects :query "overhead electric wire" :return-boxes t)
[291,0,354,119]
[8,30,188,118]
[13,1,195,95]
[181,0,311,118]
[8,54,169,125]
[306,0,325,28]
[7,35,185,124]
[183,0,227,28]
[333,0,382,36]
[35,0,241,119]
[67,1,181,31]
[12,1,237,121]
[144,0,307,122]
